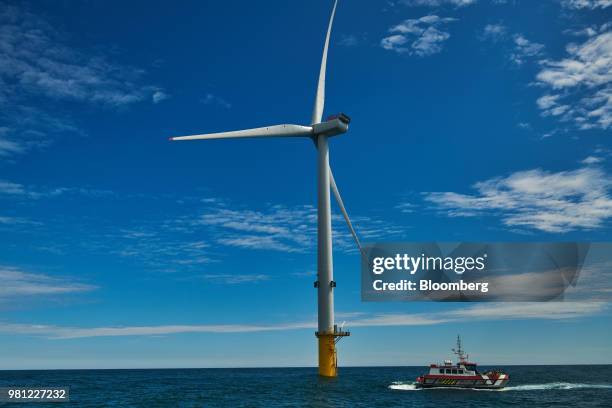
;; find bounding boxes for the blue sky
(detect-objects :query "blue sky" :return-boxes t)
[0,0,611,369]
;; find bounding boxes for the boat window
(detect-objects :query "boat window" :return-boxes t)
[446,369,452,374]
[451,369,458,374]
[458,369,464,374]
[439,369,445,374]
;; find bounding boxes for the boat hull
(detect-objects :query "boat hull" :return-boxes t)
[416,375,509,389]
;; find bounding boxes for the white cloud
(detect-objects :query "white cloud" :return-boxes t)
[446,302,606,320]
[201,93,231,109]
[1,302,604,339]
[581,155,603,164]
[0,179,25,195]
[480,23,507,42]
[291,270,317,278]
[0,5,165,106]
[111,226,215,271]
[69,195,399,272]
[517,122,531,129]
[0,127,24,156]
[561,0,612,9]
[537,94,560,110]
[0,266,96,298]
[217,235,301,252]
[338,34,359,47]
[196,205,317,252]
[395,202,417,213]
[0,4,167,158]
[81,199,387,273]
[199,274,269,284]
[0,215,37,225]
[0,321,317,339]
[400,0,477,7]
[381,15,456,56]
[423,166,612,233]
[381,35,409,51]
[152,90,169,104]
[537,33,611,88]
[0,179,113,200]
[536,31,612,130]
[510,34,545,65]
[479,27,544,65]
[564,23,611,38]
[193,202,401,254]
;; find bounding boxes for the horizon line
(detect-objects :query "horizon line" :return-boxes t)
[3,363,612,371]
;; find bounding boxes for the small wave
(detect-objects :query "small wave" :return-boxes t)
[389,381,612,392]
[504,382,612,391]
[388,381,420,391]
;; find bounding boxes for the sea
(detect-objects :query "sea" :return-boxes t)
[0,365,610,407]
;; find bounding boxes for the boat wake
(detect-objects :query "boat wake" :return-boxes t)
[388,382,420,391]
[389,381,612,392]
[504,382,612,391]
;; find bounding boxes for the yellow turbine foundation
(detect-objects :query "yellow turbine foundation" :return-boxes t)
[317,334,337,377]
[316,328,349,377]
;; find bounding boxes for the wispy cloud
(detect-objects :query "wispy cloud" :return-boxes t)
[479,23,507,42]
[349,303,607,327]
[291,270,316,278]
[399,0,477,7]
[90,198,401,272]
[110,226,215,271]
[190,202,401,254]
[0,5,165,106]
[1,302,604,339]
[0,215,38,226]
[445,302,606,320]
[560,0,612,9]
[517,122,531,129]
[0,321,317,339]
[510,34,544,65]
[381,15,456,56]
[0,179,26,195]
[195,205,317,253]
[564,23,611,38]
[395,202,417,213]
[535,30,611,130]
[201,93,231,109]
[338,34,359,47]
[422,166,612,233]
[0,179,114,200]
[0,266,96,298]
[479,25,544,65]
[581,155,604,164]
[0,127,25,156]
[198,274,269,284]
[0,3,167,157]
[152,90,169,104]
[0,107,80,159]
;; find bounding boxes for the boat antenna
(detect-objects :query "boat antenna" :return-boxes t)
[452,334,467,363]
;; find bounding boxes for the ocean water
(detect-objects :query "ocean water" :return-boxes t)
[0,365,610,407]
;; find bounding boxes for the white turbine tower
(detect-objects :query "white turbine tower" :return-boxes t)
[169,0,361,377]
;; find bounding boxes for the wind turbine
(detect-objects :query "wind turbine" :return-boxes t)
[169,0,362,377]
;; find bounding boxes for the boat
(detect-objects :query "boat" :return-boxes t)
[415,335,509,389]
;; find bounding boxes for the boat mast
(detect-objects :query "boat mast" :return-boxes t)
[452,335,468,363]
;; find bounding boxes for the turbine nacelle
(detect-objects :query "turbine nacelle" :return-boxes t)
[312,113,350,138]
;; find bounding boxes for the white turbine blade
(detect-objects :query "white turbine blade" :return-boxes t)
[329,168,364,257]
[311,0,338,125]
[170,124,313,141]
